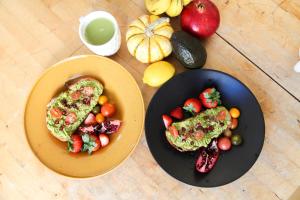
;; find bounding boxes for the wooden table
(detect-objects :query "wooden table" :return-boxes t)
[0,0,299,199]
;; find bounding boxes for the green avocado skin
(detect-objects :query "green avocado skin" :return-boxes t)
[166,106,231,151]
[171,31,207,69]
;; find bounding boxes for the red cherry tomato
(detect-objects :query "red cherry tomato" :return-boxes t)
[101,103,116,117]
[65,112,77,124]
[50,108,62,119]
[70,91,81,100]
[217,137,232,151]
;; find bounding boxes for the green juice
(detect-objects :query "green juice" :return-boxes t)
[84,18,115,45]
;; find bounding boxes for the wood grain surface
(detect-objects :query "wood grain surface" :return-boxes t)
[0,0,299,199]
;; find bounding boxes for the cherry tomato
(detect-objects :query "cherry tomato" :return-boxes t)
[96,113,105,123]
[217,137,232,151]
[50,108,62,119]
[216,110,227,121]
[101,103,116,117]
[230,118,238,129]
[92,105,101,114]
[70,91,81,100]
[231,134,242,146]
[98,95,108,105]
[65,112,77,124]
[230,108,240,118]
[223,129,232,137]
[194,131,205,140]
[83,86,94,96]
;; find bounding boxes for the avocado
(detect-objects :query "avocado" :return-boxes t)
[171,31,207,69]
[46,78,103,141]
[165,106,231,152]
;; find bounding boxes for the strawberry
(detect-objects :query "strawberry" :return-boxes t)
[168,126,179,138]
[81,134,101,154]
[84,113,97,125]
[162,114,173,128]
[199,88,221,108]
[170,107,183,119]
[79,125,94,134]
[99,134,110,147]
[183,98,202,114]
[67,134,83,153]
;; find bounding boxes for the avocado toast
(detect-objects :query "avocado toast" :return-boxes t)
[46,77,103,141]
[166,106,231,152]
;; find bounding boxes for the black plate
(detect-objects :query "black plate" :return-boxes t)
[145,69,265,187]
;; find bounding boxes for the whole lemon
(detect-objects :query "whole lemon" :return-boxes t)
[143,61,175,87]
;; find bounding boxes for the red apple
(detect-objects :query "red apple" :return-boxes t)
[181,0,220,39]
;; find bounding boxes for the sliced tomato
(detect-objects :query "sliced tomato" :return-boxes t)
[65,112,77,125]
[194,131,205,140]
[50,108,62,119]
[216,110,227,121]
[70,91,81,100]
[168,126,179,138]
[83,86,94,96]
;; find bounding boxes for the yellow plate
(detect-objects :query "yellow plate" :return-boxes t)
[24,55,144,178]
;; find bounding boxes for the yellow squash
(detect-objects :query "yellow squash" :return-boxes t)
[126,15,174,63]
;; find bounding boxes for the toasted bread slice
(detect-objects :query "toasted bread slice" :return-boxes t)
[165,106,231,152]
[46,77,103,141]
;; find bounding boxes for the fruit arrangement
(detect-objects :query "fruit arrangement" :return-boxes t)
[46,77,121,155]
[68,95,121,154]
[125,0,221,88]
[162,87,242,173]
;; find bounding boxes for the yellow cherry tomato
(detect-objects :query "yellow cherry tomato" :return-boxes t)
[96,113,105,123]
[98,95,108,105]
[230,108,240,118]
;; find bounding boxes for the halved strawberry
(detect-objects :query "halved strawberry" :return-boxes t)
[84,113,97,125]
[168,126,179,138]
[99,134,110,147]
[67,134,83,153]
[79,125,94,134]
[170,107,183,120]
[162,114,172,128]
